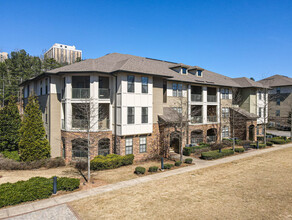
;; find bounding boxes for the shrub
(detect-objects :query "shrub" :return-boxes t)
[0,176,80,208]
[74,160,88,171]
[183,147,191,156]
[164,163,174,169]
[90,154,134,171]
[234,148,244,153]
[1,150,20,161]
[185,158,193,164]
[250,143,266,149]
[148,166,158,172]
[210,144,224,151]
[0,156,65,170]
[201,149,234,160]
[134,167,146,174]
[266,142,273,146]
[270,139,286,144]
[175,161,182,166]
[46,157,65,168]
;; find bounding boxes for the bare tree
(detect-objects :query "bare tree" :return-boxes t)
[68,98,110,182]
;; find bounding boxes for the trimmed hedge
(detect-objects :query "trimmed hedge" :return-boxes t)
[148,166,158,172]
[266,142,273,146]
[0,177,80,208]
[201,149,234,160]
[250,143,266,149]
[234,148,244,153]
[135,167,145,174]
[183,147,191,156]
[164,163,174,169]
[1,151,20,161]
[90,154,134,171]
[175,161,182,166]
[270,139,287,144]
[185,158,193,164]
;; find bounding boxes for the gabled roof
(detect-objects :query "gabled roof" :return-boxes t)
[23,53,242,87]
[230,107,258,119]
[232,77,268,89]
[258,74,292,87]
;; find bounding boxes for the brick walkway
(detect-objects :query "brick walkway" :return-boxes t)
[1,143,292,219]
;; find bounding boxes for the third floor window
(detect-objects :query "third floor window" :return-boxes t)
[127,75,135,93]
[173,83,182,97]
[142,107,148,123]
[127,107,135,124]
[141,77,148,93]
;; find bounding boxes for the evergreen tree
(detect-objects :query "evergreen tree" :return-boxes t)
[0,96,21,151]
[19,95,50,161]
[42,57,62,71]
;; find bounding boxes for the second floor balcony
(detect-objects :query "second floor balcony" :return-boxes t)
[207,116,217,122]
[99,88,110,99]
[191,86,202,102]
[72,76,90,99]
[72,88,90,99]
[207,87,217,102]
[191,116,203,124]
[191,94,202,102]
[207,95,217,102]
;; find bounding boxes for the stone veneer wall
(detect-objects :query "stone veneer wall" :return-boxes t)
[188,124,220,143]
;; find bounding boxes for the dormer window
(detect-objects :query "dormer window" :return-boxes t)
[197,70,202,77]
[182,68,187,74]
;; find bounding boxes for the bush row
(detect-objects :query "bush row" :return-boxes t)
[183,144,210,156]
[0,176,80,208]
[90,154,134,171]
[201,149,234,160]
[0,155,65,170]
[269,139,289,145]
[234,148,245,153]
[250,143,266,149]
[1,151,20,161]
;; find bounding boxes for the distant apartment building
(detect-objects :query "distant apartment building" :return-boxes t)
[44,43,82,64]
[20,53,268,161]
[259,75,292,129]
[0,52,8,62]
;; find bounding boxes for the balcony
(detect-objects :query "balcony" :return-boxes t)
[191,116,202,124]
[207,116,217,122]
[99,88,110,99]
[207,95,217,102]
[72,88,90,99]
[72,119,88,130]
[98,119,110,130]
[191,94,202,102]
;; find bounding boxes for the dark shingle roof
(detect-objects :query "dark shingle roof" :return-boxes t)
[232,77,268,88]
[230,107,258,119]
[258,74,292,87]
[25,53,242,87]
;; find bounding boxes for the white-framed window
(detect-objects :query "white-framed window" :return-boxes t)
[125,137,133,155]
[222,126,229,138]
[259,107,263,117]
[173,107,182,114]
[127,75,135,93]
[182,68,187,74]
[173,83,177,97]
[127,107,135,124]
[142,107,148,123]
[276,98,280,105]
[276,87,281,94]
[141,77,148,93]
[173,83,182,97]
[139,136,147,153]
[221,88,230,99]
[197,70,202,77]
[258,90,262,100]
[222,107,229,118]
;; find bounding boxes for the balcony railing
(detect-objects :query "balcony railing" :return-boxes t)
[191,94,202,102]
[207,116,217,122]
[72,119,89,129]
[207,95,217,102]
[191,116,203,124]
[72,88,90,99]
[98,119,110,130]
[207,136,216,143]
[99,88,110,99]
[61,119,65,129]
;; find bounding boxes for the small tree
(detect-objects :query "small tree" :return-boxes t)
[19,95,50,161]
[0,96,21,151]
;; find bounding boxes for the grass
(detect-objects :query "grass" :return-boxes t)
[70,146,292,220]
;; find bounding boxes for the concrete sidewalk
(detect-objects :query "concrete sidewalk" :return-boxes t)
[1,143,292,219]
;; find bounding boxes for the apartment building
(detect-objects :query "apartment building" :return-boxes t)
[0,52,8,62]
[44,43,82,64]
[20,53,267,161]
[259,75,292,129]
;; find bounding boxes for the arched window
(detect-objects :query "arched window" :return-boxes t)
[72,138,88,158]
[191,130,203,144]
[207,128,217,143]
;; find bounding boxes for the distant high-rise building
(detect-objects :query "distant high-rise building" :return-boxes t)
[0,52,8,62]
[44,43,82,64]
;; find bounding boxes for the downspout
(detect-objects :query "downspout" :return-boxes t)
[113,73,118,154]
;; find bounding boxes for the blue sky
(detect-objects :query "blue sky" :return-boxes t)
[1,0,292,80]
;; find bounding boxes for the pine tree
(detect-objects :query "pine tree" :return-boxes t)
[0,96,21,151]
[19,95,50,161]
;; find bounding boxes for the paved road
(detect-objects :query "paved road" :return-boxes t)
[1,143,292,219]
[267,129,291,137]
[6,204,77,220]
